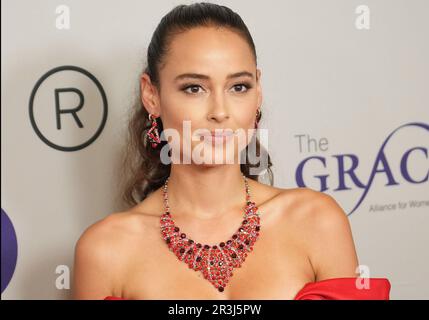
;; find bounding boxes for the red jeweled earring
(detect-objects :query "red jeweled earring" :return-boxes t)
[255,108,261,129]
[146,113,161,148]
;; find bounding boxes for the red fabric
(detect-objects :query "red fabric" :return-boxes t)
[104,277,391,300]
[293,277,391,300]
[104,296,125,300]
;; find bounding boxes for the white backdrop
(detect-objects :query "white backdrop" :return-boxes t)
[1,0,428,299]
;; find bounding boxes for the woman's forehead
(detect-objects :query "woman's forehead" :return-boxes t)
[162,26,255,77]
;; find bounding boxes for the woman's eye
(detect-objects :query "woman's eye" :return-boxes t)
[231,83,252,93]
[182,85,204,94]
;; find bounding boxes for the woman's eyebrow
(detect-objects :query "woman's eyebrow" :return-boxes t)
[174,71,254,81]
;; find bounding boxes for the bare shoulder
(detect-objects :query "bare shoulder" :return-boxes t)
[73,210,148,299]
[278,187,360,281]
[75,208,151,247]
[279,187,349,225]
[74,207,158,261]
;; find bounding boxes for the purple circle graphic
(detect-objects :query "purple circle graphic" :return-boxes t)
[1,208,18,293]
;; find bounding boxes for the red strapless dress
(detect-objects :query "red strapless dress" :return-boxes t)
[104,277,391,300]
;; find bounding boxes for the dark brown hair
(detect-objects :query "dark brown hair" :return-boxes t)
[119,2,273,208]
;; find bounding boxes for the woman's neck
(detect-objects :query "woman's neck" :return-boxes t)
[166,164,247,221]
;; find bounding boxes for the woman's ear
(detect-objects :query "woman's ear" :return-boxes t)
[140,73,161,115]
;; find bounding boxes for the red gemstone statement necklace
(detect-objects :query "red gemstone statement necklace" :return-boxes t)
[160,174,261,292]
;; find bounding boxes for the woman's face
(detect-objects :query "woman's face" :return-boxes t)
[142,26,262,166]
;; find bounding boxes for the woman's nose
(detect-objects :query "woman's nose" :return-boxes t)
[208,110,229,123]
[207,92,229,122]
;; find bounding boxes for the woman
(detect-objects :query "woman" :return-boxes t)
[72,2,390,300]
